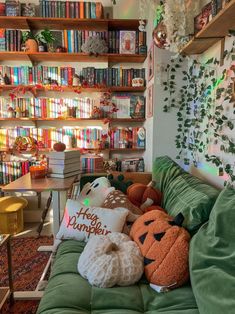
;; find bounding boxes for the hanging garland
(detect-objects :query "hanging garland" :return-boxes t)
[162,38,235,183]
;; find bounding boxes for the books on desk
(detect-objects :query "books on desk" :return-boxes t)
[48,150,81,178]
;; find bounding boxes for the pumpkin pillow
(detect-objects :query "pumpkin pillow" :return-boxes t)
[78,232,144,288]
[127,181,162,212]
[130,210,190,291]
[55,199,129,243]
[102,190,143,220]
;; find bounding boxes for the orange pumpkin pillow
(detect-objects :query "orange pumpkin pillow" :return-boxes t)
[130,210,190,291]
[127,181,162,212]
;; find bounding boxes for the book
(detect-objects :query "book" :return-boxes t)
[95,2,103,19]
[130,96,145,119]
[49,157,80,166]
[48,169,81,178]
[49,162,80,174]
[119,31,136,54]
[0,29,5,52]
[48,150,80,160]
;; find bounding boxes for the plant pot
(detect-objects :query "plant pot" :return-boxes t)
[25,39,38,53]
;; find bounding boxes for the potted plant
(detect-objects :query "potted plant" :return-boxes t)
[36,29,55,52]
[22,31,38,52]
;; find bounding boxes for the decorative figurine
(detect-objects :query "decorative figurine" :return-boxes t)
[7,106,15,118]
[4,73,11,85]
[81,36,108,56]
[15,106,22,118]
[72,74,81,87]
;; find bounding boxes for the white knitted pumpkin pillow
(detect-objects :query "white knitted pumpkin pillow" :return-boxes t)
[78,232,144,288]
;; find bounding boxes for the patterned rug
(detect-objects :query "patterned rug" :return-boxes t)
[0,236,53,314]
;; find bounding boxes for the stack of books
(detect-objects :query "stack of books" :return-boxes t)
[48,150,81,178]
[81,155,104,173]
[39,0,103,19]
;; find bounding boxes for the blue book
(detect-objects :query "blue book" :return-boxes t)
[90,2,96,18]
[67,30,71,53]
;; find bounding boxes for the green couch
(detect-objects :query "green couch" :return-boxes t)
[38,156,235,314]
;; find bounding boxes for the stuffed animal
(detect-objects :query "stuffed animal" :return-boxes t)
[77,177,114,207]
[78,232,144,288]
[130,210,190,291]
[127,181,162,212]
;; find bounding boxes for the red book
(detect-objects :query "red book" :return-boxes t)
[66,0,69,18]
[75,1,79,18]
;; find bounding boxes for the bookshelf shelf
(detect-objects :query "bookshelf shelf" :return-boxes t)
[181,0,235,55]
[0,118,145,122]
[0,52,146,63]
[0,147,145,153]
[0,17,142,31]
[0,85,146,94]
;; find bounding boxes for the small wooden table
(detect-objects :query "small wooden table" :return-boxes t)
[2,174,77,301]
[3,173,76,236]
[0,234,13,310]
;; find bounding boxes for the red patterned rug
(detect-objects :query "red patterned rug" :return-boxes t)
[0,236,53,314]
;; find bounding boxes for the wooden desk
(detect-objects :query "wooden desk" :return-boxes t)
[3,173,76,235]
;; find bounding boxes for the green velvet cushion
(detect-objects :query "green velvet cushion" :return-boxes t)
[152,156,184,192]
[153,156,219,234]
[189,186,235,314]
[37,240,199,314]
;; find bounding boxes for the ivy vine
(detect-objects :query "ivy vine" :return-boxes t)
[162,38,235,183]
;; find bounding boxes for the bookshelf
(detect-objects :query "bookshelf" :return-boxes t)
[181,0,235,55]
[0,85,146,95]
[0,15,147,179]
[0,17,142,31]
[0,52,146,63]
[0,118,145,122]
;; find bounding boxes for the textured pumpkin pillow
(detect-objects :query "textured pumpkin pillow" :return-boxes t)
[102,190,143,220]
[78,232,144,288]
[56,199,129,242]
[130,210,190,291]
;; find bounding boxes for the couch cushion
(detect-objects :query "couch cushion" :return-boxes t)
[37,240,199,314]
[189,186,235,314]
[152,156,185,192]
[152,156,219,234]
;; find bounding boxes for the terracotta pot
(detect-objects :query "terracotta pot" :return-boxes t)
[25,39,38,53]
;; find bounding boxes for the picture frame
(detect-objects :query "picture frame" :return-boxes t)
[147,43,154,82]
[147,84,153,118]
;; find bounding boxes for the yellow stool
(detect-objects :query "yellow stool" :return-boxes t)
[0,196,28,235]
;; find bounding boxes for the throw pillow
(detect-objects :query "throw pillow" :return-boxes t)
[78,232,144,288]
[102,190,143,220]
[190,186,235,314]
[56,199,129,242]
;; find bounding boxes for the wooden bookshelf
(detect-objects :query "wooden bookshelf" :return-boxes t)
[0,52,146,63]
[181,0,235,55]
[0,17,142,31]
[0,147,145,153]
[0,117,145,122]
[0,85,146,94]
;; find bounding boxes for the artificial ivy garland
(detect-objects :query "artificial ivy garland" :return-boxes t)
[162,39,235,183]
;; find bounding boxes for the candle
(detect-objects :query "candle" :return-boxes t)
[29,165,47,179]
